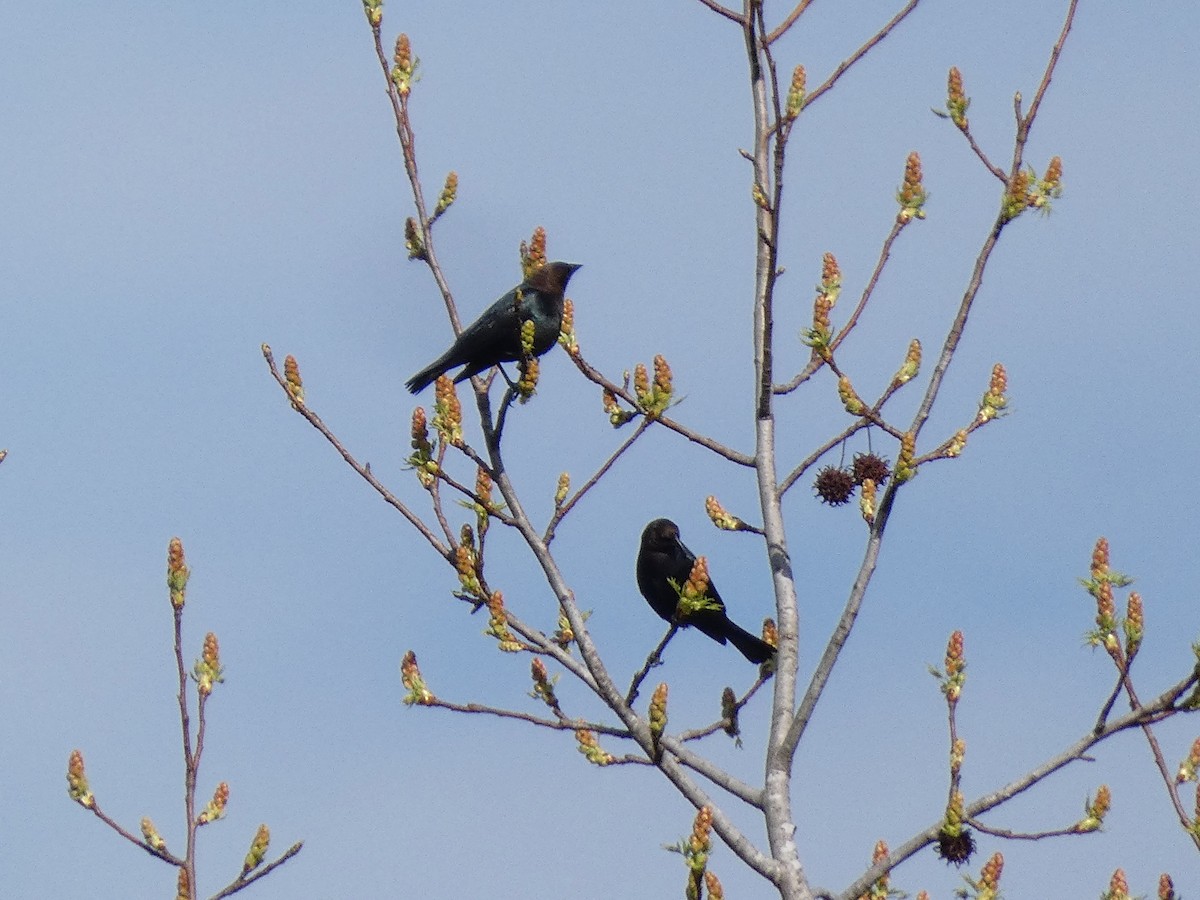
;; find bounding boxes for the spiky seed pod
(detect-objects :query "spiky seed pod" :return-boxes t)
[896,151,927,223]
[937,790,974,867]
[852,452,890,486]
[283,354,304,404]
[242,824,270,875]
[521,226,547,278]
[814,465,856,506]
[141,817,167,852]
[197,782,229,826]
[194,632,224,696]
[432,376,463,446]
[66,749,93,807]
[167,537,189,609]
[558,297,578,355]
[404,216,425,259]
[401,650,435,705]
[434,171,458,216]
[785,64,806,119]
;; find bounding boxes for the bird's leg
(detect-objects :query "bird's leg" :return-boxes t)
[495,363,519,390]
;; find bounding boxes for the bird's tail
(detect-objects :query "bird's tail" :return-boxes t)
[726,622,775,665]
[405,366,440,394]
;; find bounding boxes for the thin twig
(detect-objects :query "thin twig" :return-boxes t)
[173,604,198,888]
[694,0,747,25]
[81,801,182,866]
[626,624,678,707]
[967,820,1086,841]
[763,0,816,45]
[208,842,305,900]
[545,417,653,546]
[678,673,771,741]
[774,218,906,396]
[569,352,754,467]
[836,671,1198,900]
[263,346,450,560]
[804,0,922,109]
[960,126,1007,183]
[417,698,634,738]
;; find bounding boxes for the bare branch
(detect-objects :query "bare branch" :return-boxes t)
[78,801,182,866]
[626,624,678,706]
[569,352,754,467]
[415,697,634,739]
[208,842,305,900]
[835,672,1198,900]
[263,346,450,560]
[546,418,653,546]
[763,0,816,45]
[694,0,747,25]
[804,0,922,109]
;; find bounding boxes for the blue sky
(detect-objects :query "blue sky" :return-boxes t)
[4,1,1199,897]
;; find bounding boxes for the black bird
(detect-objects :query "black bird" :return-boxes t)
[406,261,582,394]
[636,518,775,664]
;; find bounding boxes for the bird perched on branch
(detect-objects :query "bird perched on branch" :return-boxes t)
[406,261,582,393]
[636,518,775,664]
